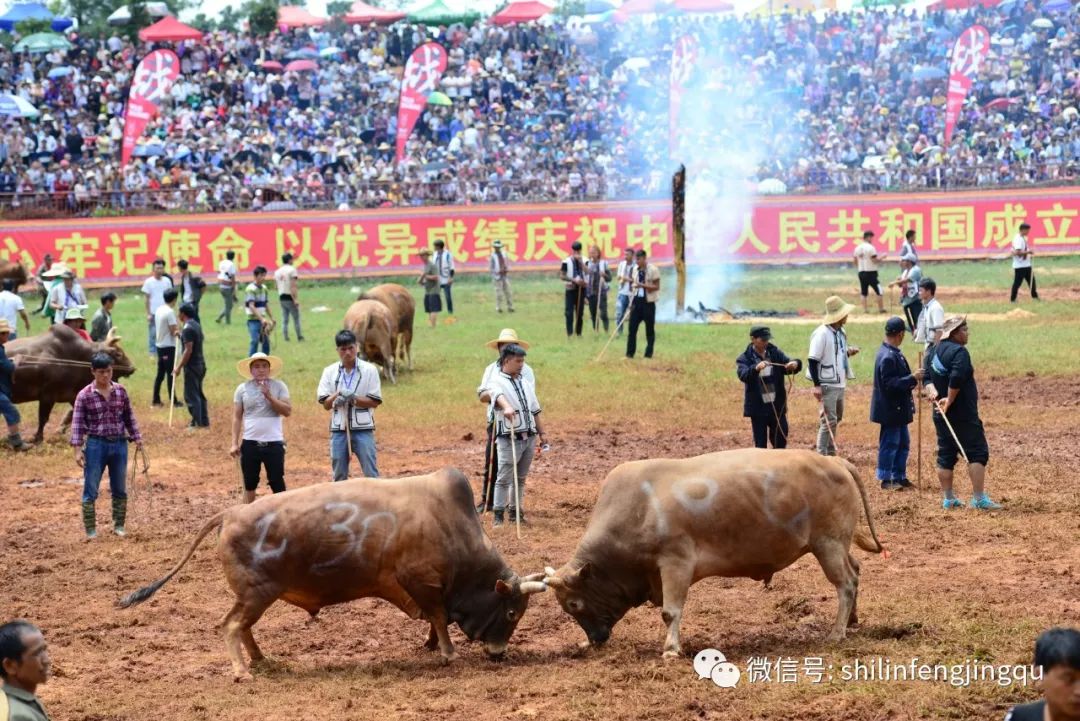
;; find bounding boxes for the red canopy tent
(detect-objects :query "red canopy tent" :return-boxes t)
[278,5,328,28]
[672,0,733,11]
[138,16,203,42]
[343,0,406,24]
[491,1,552,24]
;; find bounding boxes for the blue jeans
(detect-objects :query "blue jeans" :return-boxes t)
[615,294,630,335]
[247,319,269,356]
[147,319,156,354]
[331,429,379,480]
[83,437,128,503]
[0,391,19,425]
[876,425,911,482]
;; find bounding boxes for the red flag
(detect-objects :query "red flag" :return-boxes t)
[396,42,448,163]
[121,49,181,167]
[670,34,698,158]
[943,24,990,147]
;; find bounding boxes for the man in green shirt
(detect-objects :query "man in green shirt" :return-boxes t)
[417,248,441,328]
[1,620,51,721]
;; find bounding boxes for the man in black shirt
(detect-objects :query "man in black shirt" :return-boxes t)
[173,303,209,428]
[1004,628,1080,721]
[923,315,1000,510]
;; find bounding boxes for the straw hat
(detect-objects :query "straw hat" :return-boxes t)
[42,264,69,278]
[0,319,10,333]
[236,352,284,378]
[418,248,433,257]
[64,307,85,321]
[823,295,856,325]
[486,328,530,350]
[940,314,968,338]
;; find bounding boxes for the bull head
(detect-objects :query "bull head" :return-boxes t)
[543,562,627,647]
[457,573,547,658]
[98,328,136,377]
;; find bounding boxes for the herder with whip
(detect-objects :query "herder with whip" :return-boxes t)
[477,328,534,514]
[735,325,801,449]
[922,315,1001,511]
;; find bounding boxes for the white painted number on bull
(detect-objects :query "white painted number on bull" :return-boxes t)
[252,513,288,563]
[312,503,397,573]
[671,477,718,514]
[693,648,741,689]
[640,481,669,537]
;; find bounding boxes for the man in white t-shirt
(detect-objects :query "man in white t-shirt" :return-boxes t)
[853,230,886,313]
[0,279,31,339]
[317,329,382,480]
[231,352,291,504]
[614,248,634,336]
[806,295,860,456]
[1009,222,1038,302]
[216,250,238,325]
[152,288,180,407]
[914,277,945,348]
[141,259,173,355]
[274,253,304,342]
[432,239,455,316]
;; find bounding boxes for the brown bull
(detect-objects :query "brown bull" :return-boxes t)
[360,283,415,371]
[0,259,29,290]
[543,449,886,657]
[8,324,136,442]
[118,468,548,680]
[344,299,397,384]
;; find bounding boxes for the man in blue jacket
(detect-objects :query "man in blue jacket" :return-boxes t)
[736,326,801,449]
[871,317,923,490]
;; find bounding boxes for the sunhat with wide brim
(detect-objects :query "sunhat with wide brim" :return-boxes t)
[823,295,856,324]
[418,248,433,257]
[42,264,70,278]
[486,328,530,350]
[64,307,86,321]
[940,314,968,338]
[236,352,284,378]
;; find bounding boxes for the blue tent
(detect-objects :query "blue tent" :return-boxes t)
[0,2,74,32]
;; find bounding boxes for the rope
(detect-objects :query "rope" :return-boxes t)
[756,366,794,445]
[127,445,152,522]
[17,355,135,371]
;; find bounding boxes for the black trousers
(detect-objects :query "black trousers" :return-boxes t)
[442,284,454,313]
[153,346,176,404]
[240,440,286,492]
[626,297,655,358]
[750,414,788,449]
[1010,267,1037,301]
[587,292,609,332]
[564,288,584,336]
[184,364,209,427]
[902,299,922,333]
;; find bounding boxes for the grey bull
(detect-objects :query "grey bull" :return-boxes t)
[543,448,887,657]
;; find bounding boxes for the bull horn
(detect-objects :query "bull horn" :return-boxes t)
[544,566,557,577]
[519,581,548,595]
[522,572,546,583]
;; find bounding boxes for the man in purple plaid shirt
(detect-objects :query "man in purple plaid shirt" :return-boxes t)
[70,352,143,540]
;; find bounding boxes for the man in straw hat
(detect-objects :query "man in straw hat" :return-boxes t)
[487,343,547,528]
[478,329,535,513]
[317,329,382,480]
[230,352,292,503]
[418,248,441,328]
[489,239,514,313]
[0,319,31,451]
[807,295,860,455]
[922,315,1001,510]
[70,352,143,538]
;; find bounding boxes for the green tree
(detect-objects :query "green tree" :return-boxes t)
[327,0,351,14]
[65,0,115,32]
[248,0,280,36]
[189,12,215,30]
[120,1,152,41]
[14,18,55,35]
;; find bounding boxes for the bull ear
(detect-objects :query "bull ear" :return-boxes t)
[577,562,592,580]
[494,579,513,597]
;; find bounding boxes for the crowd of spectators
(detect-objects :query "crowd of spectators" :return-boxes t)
[0,0,1076,218]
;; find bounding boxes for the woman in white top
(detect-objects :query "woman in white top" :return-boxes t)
[230,353,292,503]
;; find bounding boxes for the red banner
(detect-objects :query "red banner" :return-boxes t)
[396,43,448,163]
[121,50,181,167]
[670,35,697,158]
[944,25,990,147]
[2,189,1077,284]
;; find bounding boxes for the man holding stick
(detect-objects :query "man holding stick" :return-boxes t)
[560,242,586,339]
[736,325,801,449]
[625,249,660,359]
[807,295,859,456]
[871,317,923,491]
[173,303,208,429]
[487,344,546,528]
[477,329,534,514]
[922,315,1001,510]
[317,329,382,480]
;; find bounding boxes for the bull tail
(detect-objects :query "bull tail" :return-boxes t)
[838,459,886,554]
[117,510,227,608]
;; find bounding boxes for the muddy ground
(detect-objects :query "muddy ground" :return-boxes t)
[2,375,1078,721]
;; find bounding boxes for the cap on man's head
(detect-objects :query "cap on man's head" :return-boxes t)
[885,316,906,335]
[749,325,771,340]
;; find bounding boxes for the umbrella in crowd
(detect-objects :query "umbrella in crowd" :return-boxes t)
[286,47,320,60]
[427,91,453,106]
[260,60,284,71]
[138,16,204,42]
[0,94,39,118]
[284,59,318,72]
[13,32,72,53]
[342,0,407,24]
[491,1,553,25]
[47,66,73,79]
[106,2,169,25]
[912,65,947,81]
[1030,18,1054,29]
[284,149,314,162]
[132,143,165,157]
[319,47,343,58]
[984,97,1020,110]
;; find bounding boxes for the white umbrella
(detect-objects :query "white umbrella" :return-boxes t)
[1030,18,1053,29]
[0,94,39,118]
[620,57,651,71]
[107,2,170,25]
[756,178,787,194]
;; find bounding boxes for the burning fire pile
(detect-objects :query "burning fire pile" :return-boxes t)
[684,302,808,324]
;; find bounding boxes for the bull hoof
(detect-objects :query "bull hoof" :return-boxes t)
[440,651,459,664]
[827,630,846,643]
[662,650,682,662]
[233,671,254,683]
[423,638,438,651]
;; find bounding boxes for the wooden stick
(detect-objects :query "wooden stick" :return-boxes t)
[510,429,521,540]
[167,345,182,428]
[595,292,635,362]
[820,402,839,454]
[933,400,969,463]
[916,351,923,493]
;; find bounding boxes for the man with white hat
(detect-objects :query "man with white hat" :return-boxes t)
[61,307,92,342]
[489,239,514,313]
[477,328,535,513]
[0,318,31,451]
[230,352,291,504]
[46,269,86,325]
[807,295,860,455]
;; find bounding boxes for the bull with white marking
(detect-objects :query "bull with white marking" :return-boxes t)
[542,449,886,657]
[118,468,547,679]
